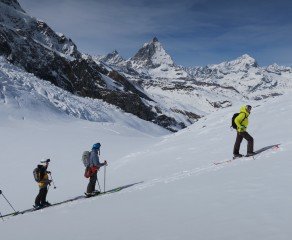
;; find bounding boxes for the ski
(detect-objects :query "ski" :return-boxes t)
[214,144,280,165]
[1,183,138,219]
[1,211,20,218]
[213,157,242,165]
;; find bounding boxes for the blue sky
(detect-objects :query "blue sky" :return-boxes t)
[19,0,292,67]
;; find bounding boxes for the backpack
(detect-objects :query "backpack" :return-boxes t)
[33,167,41,182]
[82,151,90,167]
[231,112,246,129]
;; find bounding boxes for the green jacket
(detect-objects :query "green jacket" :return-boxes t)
[235,105,249,132]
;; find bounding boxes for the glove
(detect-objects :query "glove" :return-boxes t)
[104,160,108,166]
[239,126,246,131]
[47,171,51,174]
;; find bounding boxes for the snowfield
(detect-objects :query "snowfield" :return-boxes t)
[1,68,292,240]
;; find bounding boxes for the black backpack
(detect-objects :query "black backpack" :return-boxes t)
[33,167,40,182]
[231,112,246,129]
[33,165,45,182]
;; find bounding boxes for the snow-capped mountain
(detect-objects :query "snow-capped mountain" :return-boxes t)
[187,54,292,100]
[128,37,188,79]
[1,0,292,132]
[265,63,292,75]
[96,37,188,79]
[97,50,126,66]
[100,40,292,124]
[0,0,184,131]
[131,37,174,68]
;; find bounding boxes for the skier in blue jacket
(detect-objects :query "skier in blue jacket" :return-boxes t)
[86,143,107,196]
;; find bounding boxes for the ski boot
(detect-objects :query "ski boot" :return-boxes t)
[233,153,243,159]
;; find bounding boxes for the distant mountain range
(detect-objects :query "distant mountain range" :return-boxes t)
[1,0,292,131]
[96,38,292,125]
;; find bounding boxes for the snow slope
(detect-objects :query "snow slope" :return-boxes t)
[1,89,291,239]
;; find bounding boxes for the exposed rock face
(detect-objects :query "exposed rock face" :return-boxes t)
[102,40,292,127]
[99,50,125,65]
[2,0,292,131]
[0,0,182,131]
[130,37,175,69]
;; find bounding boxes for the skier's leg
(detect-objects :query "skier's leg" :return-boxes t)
[91,172,97,192]
[87,176,93,194]
[242,132,254,154]
[87,172,97,194]
[233,132,243,155]
[35,188,42,206]
[40,187,48,205]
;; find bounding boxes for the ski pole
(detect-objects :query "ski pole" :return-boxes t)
[48,173,57,189]
[0,212,3,221]
[104,165,106,193]
[0,190,17,213]
[0,203,4,222]
[96,176,101,192]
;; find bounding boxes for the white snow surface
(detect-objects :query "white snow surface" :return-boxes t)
[0,75,292,239]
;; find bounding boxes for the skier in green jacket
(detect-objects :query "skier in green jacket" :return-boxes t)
[233,105,255,158]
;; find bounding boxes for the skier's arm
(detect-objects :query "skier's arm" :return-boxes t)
[234,113,246,129]
[102,160,107,167]
[91,153,106,167]
[96,159,107,167]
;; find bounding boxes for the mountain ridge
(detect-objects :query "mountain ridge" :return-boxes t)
[1,0,292,131]
[0,0,183,131]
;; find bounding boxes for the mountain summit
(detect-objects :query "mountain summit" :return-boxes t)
[99,50,125,65]
[210,54,259,72]
[128,37,187,79]
[130,37,174,69]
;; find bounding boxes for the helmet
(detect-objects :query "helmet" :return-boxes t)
[246,105,252,111]
[92,143,101,150]
[40,159,50,163]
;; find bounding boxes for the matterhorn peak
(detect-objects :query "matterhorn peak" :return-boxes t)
[152,37,159,43]
[131,37,174,69]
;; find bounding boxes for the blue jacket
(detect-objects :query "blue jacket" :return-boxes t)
[89,149,105,167]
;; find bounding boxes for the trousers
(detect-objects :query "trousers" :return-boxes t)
[233,131,254,154]
[35,186,48,206]
[87,171,97,193]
